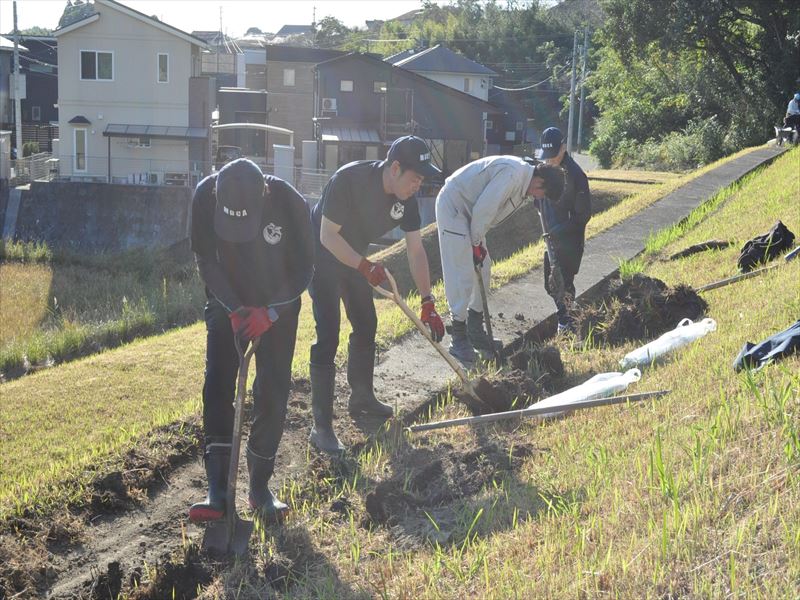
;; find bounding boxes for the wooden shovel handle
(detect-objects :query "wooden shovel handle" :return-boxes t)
[373,269,477,394]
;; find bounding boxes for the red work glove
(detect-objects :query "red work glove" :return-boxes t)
[472,243,487,267]
[420,295,445,342]
[358,257,388,287]
[229,306,277,342]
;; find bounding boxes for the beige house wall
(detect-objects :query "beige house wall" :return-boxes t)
[57,2,202,181]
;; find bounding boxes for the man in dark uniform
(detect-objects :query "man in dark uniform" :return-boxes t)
[536,127,591,332]
[309,136,445,454]
[188,158,314,523]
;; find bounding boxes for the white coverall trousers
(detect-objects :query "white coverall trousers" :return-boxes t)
[436,190,491,323]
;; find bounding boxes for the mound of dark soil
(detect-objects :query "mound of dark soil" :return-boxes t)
[453,346,564,416]
[573,274,707,346]
[509,345,564,381]
[456,370,543,415]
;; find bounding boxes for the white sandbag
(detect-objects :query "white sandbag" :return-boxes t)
[619,317,717,369]
[528,368,642,417]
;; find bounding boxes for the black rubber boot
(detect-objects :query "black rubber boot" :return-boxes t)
[467,309,502,353]
[246,448,288,524]
[188,437,230,523]
[347,343,393,417]
[449,319,476,366]
[309,363,345,455]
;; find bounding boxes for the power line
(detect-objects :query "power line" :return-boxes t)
[493,64,571,91]
[20,55,58,70]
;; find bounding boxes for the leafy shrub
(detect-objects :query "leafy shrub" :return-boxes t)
[22,142,40,157]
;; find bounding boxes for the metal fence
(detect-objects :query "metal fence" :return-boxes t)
[9,152,56,185]
[10,153,334,200]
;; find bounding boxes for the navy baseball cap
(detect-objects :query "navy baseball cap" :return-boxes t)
[214,158,266,242]
[386,136,441,178]
[538,127,564,159]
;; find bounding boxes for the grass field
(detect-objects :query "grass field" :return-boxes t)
[0,243,205,378]
[0,146,781,522]
[231,146,799,598]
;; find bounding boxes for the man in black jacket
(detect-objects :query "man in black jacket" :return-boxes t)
[308,136,445,454]
[537,127,591,332]
[188,158,314,524]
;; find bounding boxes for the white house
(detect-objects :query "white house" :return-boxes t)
[54,0,214,185]
[388,45,498,103]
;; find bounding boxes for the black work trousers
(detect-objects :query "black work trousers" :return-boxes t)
[309,257,377,367]
[543,232,584,325]
[202,298,300,459]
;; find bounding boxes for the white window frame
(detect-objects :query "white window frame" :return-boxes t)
[73,128,87,172]
[463,78,470,92]
[340,79,354,92]
[80,49,114,81]
[283,68,295,87]
[32,106,41,121]
[373,81,387,94]
[157,53,169,83]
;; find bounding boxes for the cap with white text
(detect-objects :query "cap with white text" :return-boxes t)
[386,136,441,178]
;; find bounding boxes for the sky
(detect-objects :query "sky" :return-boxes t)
[0,0,433,37]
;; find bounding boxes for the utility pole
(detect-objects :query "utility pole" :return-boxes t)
[12,0,23,163]
[566,29,579,154]
[576,28,590,153]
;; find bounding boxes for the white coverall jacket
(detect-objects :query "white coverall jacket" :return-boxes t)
[435,156,535,322]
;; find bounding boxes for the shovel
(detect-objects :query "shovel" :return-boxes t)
[372,269,483,405]
[202,336,259,556]
[473,262,502,362]
[697,245,800,293]
[408,390,670,433]
[536,204,567,308]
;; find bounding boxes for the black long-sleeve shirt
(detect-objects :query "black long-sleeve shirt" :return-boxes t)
[538,153,591,239]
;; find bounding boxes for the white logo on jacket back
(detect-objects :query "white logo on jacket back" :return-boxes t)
[263,223,282,245]
[390,202,405,220]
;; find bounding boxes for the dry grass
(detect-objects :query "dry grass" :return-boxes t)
[0,262,52,345]
[201,146,800,598]
[0,145,778,524]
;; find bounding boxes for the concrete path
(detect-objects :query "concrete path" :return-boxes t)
[369,145,787,417]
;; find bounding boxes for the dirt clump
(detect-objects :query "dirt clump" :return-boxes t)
[573,274,707,345]
[128,545,212,600]
[509,344,564,381]
[455,345,564,416]
[83,561,123,600]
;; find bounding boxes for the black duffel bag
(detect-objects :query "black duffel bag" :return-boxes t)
[737,220,795,273]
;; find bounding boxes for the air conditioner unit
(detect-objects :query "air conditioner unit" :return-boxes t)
[321,97,337,113]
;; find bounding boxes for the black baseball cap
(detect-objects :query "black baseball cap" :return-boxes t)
[386,136,441,178]
[214,158,266,242]
[537,127,564,159]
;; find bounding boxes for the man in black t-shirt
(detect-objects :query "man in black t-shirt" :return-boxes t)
[188,158,313,524]
[308,136,445,454]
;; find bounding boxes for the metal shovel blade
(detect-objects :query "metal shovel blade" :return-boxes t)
[202,514,254,556]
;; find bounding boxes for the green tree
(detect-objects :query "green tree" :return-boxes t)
[588,0,800,169]
[601,0,800,120]
[314,16,352,48]
[20,26,54,36]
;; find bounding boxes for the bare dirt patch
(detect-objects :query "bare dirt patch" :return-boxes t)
[360,434,538,549]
